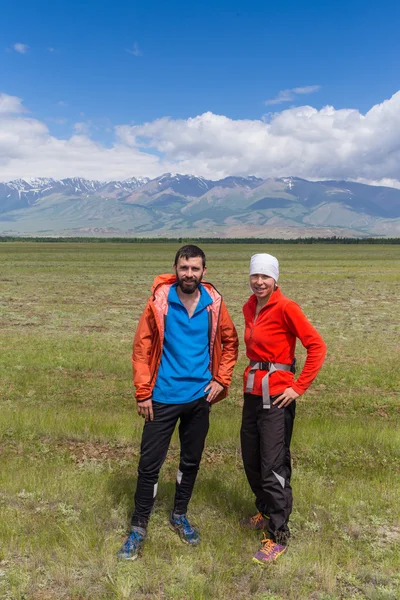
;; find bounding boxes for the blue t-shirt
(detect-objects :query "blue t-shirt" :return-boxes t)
[152,283,213,404]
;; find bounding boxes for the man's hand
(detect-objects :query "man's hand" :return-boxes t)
[137,398,154,421]
[204,380,224,404]
[272,387,300,408]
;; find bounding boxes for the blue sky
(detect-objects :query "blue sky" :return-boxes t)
[1,0,400,183]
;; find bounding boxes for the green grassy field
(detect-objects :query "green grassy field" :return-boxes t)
[0,242,399,600]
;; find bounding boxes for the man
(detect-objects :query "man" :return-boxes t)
[118,244,238,560]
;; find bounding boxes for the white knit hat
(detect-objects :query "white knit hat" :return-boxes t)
[249,253,279,282]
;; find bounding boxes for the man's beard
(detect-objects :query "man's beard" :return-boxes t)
[176,275,202,294]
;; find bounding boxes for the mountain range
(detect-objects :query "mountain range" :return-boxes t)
[1,173,399,238]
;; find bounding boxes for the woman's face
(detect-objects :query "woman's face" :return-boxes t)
[250,273,276,300]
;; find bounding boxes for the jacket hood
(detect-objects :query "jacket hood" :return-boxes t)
[151,273,176,293]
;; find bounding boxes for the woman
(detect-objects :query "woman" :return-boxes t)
[240,253,326,564]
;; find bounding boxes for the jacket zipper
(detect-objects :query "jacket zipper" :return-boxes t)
[250,304,265,337]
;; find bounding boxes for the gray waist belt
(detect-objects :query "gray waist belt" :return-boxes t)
[246,360,292,409]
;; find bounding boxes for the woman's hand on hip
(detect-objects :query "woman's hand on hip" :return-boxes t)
[273,387,299,408]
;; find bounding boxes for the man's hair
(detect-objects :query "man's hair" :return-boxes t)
[174,244,206,268]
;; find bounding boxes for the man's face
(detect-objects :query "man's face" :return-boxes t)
[174,256,206,294]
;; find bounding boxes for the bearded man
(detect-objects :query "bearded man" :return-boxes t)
[118,244,238,560]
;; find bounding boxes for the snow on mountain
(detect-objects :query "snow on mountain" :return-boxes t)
[1,174,400,236]
[122,176,150,187]
[57,178,103,194]
[6,178,57,194]
[150,173,215,197]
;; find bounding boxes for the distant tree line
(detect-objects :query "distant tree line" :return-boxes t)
[0,236,399,244]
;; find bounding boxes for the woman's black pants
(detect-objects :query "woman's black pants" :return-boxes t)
[240,393,296,544]
[131,396,210,529]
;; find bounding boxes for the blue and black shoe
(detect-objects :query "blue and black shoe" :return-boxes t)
[169,511,200,545]
[117,527,146,560]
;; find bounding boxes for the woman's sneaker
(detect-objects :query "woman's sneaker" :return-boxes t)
[240,512,269,530]
[252,536,287,564]
[169,512,200,545]
[117,527,146,560]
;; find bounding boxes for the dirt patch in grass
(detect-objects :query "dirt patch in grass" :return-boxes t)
[1,437,239,467]
[54,439,139,463]
[54,438,237,466]
[377,525,400,543]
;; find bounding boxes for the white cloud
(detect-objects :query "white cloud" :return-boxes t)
[0,93,26,114]
[126,42,142,57]
[74,122,90,134]
[13,43,29,54]
[0,94,162,181]
[265,85,321,106]
[2,91,400,186]
[292,86,321,95]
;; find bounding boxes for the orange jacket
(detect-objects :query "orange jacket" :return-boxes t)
[243,288,326,397]
[132,274,239,403]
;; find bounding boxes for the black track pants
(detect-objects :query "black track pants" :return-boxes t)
[131,396,210,529]
[240,393,296,543]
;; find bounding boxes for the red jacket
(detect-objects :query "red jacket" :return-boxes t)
[132,274,239,403]
[243,287,326,396]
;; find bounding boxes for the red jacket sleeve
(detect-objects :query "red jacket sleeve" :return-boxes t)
[214,300,239,388]
[131,301,156,402]
[283,301,327,395]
